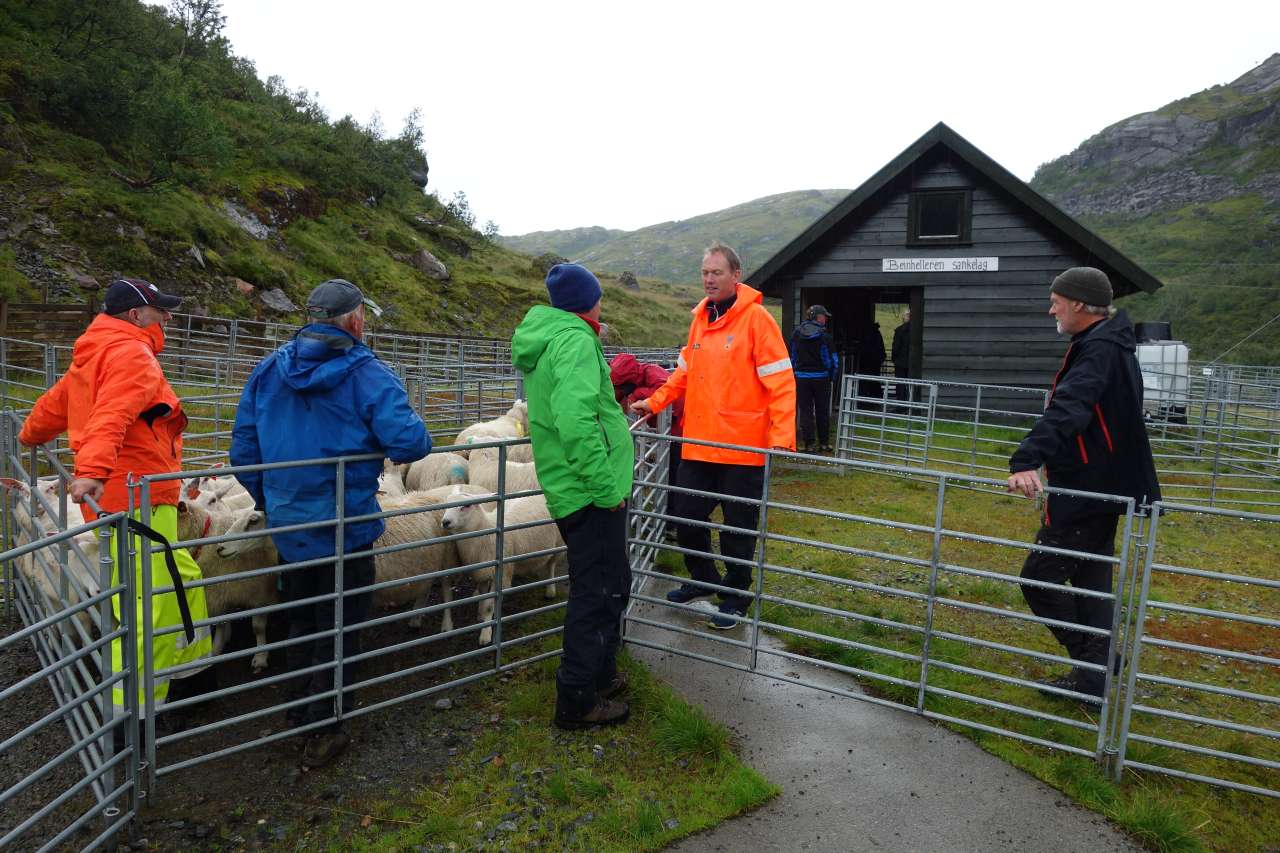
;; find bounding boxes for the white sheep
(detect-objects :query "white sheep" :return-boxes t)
[452,400,530,455]
[466,446,541,496]
[178,499,278,673]
[404,451,469,492]
[439,485,567,646]
[378,458,408,497]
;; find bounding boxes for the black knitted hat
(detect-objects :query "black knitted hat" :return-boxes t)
[1050,267,1113,306]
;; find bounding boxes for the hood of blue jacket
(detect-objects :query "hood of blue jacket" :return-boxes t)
[796,319,827,339]
[274,324,374,391]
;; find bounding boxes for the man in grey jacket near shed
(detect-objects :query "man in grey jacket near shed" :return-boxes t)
[1007,267,1160,699]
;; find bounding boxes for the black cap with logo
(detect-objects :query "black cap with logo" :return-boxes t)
[103,278,182,314]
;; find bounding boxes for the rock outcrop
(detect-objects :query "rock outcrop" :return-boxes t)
[1033,54,1280,216]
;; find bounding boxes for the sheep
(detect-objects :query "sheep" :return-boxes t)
[505,442,534,464]
[404,451,469,492]
[1,477,101,641]
[378,458,408,497]
[452,400,530,455]
[177,499,279,673]
[212,483,490,637]
[439,485,567,646]
[466,446,541,496]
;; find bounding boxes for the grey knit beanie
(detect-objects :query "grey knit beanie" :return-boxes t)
[1050,267,1113,306]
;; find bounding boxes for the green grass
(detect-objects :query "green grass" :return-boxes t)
[286,653,778,851]
[745,462,1278,853]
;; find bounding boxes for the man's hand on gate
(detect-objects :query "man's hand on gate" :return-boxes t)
[1007,470,1043,499]
[69,478,105,504]
[629,399,652,415]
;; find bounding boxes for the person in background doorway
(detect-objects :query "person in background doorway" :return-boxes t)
[1007,267,1160,699]
[892,309,913,403]
[19,278,214,723]
[856,320,887,405]
[631,242,796,630]
[512,264,634,730]
[231,278,430,767]
[789,305,838,453]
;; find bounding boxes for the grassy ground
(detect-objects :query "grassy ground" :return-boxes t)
[722,462,1279,853]
[236,651,776,852]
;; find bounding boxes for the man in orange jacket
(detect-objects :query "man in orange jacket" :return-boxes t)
[20,278,213,717]
[632,243,796,629]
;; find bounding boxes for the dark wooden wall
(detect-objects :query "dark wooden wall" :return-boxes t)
[779,149,1092,408]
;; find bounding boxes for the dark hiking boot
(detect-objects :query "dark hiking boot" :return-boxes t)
[598,673,628,701]
[554,699,630,731]
[301,728,350,768]
[818,444,833,454]
[709,603,747,630]
[666,584,714,605]
[1037,670,1105,700]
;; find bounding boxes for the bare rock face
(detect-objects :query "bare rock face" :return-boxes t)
[229,276,256,296]
[222,200,272,240]
[256,186,324,227]
[618,271,639,290]
[259,287,297,313]
[1034,53,1280,216]
[410,249,449,281]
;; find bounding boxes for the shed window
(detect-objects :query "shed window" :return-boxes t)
[908,191,971,245]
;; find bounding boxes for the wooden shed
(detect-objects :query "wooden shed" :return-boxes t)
[746,122,1162,408]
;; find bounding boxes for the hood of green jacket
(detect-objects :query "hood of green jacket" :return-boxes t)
[512,305,634,518]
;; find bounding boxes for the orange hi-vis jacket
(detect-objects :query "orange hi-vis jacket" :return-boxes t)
[646,283,796,466]
[20,314,187,512]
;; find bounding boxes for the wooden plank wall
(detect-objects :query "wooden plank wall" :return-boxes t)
[784,149,1086,405]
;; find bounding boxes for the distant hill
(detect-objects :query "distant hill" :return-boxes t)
[501,189,849,282]
[0,2,701,347]
[1031,54,1280,365]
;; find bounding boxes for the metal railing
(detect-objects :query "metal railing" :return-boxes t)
[837,373,1280,510]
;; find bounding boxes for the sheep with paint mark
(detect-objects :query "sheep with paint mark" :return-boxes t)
[404,451,470,492]
[452,400,530,456]
[439,485,567,646]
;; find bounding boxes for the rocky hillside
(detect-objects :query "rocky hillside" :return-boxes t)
[1032,54,1280,364]
[501,189,849,281]
[0,1,700,347]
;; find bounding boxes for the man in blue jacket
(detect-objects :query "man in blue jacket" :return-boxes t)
[1008,267,1159,699]
[789,305,838,453]
[230,278,430,767]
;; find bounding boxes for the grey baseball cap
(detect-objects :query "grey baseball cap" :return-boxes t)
[305,278,383,319]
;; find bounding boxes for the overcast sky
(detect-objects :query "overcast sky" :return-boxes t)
[212,1,1278,236]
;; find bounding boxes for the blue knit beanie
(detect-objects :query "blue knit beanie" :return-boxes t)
[545,263,602,313]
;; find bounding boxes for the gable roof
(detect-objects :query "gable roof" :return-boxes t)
[745,122,1163,298]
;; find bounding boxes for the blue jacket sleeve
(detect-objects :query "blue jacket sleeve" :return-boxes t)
[229,361,266,509]
[1009,343,1112,472]
[359,361,431,464]
[823,334,838,379]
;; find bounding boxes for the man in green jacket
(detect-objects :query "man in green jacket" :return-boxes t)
[512,263,635,729]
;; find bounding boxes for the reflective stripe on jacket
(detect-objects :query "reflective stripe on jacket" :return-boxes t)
[646,283,796,466]
[19,314,187,512]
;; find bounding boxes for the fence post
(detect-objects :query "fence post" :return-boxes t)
[115,507,142,817]
[1113,503,1162,781]
[44,344,57,390]
[492,445,507,671]
[227,319,239,362]
[333,458,346,726]
[916,475,947,713]
[921,384,937,466]
[96,516,117,813]
[1098,501,1136,767]
[137,478,158,799]
[1209,402,1226,507]
[1,412,10,625]
[969,386,982,474]
[749,451,774,672]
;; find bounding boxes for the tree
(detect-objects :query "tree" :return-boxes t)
[445,191,475,229]
[169,0,226,64]
[482,220,500,241]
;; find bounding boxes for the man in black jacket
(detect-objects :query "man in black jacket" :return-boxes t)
[891,309,912,402]
[789,305,838,452]
[1007,267,1160,698]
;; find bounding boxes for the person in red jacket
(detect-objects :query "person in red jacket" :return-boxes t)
[610,352,684,491]
[20,278,213,717]
[632,243,796,629]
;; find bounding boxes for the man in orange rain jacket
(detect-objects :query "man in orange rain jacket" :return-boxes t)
[20,278,213,717]
[632,243,796,630]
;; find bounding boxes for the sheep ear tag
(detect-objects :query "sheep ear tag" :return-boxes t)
[515,422,525,437]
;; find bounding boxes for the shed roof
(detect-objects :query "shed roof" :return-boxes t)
[746,122,1163,298]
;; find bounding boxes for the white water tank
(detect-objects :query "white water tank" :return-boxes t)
[1137,340,1190,422]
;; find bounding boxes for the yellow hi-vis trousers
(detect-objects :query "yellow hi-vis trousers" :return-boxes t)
[109,504,213,716]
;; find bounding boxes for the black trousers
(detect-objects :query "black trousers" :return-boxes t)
[893,364,911,402]
[1019,515,1119,664]
[554,503,632,715]
[796,377,832,447]
[673,459,765,612]
[282,553,375,729]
